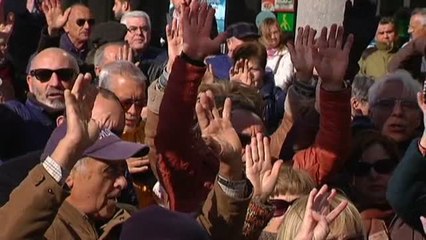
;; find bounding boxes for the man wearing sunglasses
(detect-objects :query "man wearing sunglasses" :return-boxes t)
[39,0,94,62]
[0,47,79,161]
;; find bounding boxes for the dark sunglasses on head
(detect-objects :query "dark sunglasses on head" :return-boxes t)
[353,159,397,177]
[268,199,297,217]
[76,18,95,27]
[30,68,77,82]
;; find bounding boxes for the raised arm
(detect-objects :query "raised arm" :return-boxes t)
[293,25,353,184]
[0,73,103,239]
[154,0,227,212]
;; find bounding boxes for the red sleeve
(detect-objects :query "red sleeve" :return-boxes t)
[155,56,219,212]
[293,87,351,184]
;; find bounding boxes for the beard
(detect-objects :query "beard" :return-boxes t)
[33,87,65,111]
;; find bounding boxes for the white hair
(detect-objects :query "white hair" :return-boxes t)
[98,60,147,90]
[412,8,426,26]
[368,70,421,106]
[94,42,125,67]
[120,10,151,29]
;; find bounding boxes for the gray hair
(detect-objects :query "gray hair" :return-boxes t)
[412,8,426,26]
[98,60,147,90]
[368,70,421,106]
[120,10,151,29]
[94,42,125,68]
[352,75,375,101]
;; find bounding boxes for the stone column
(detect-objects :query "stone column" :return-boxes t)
[296,0,354,30]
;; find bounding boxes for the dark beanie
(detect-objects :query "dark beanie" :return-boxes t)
[120,205,210,240]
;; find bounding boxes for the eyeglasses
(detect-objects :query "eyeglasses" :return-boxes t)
[127,26,149,33]
[353,159,397,177]
[76,18,95,27]
[268,199,297,217]
[120,98,145,111]
[373,98,418,111]
[30,68,77,82]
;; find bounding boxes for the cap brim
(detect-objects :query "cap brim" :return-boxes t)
[86,141,149,161]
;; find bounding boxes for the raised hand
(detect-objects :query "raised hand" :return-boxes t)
[180,0,226,61]
[126,156,150,174]
[42,0,71,36]
[287,26,317,83]
[196,90,243,180]
[294,185,348,240]
[230,59,254,87]
[202,64,215,84]
[51,73,104,170]
[313,24,354,91]
[245,133,283,202]
[166,18,183,72]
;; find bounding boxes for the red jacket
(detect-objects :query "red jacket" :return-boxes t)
[155,56,219,212]
[293,86,351,184]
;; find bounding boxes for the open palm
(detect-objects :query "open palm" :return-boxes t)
[42,0,71,33]
[313,24,353,87]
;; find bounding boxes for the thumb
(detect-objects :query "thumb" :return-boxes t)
[211,32,227,49]
[271,160,283,179]
[63,7,71,19]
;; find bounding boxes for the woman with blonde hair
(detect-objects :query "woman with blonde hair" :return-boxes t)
[278,186,365,240]
[259,18,294,91]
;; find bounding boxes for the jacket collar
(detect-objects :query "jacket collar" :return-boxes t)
[26,94,62,125]
[58,200,98,239]
[59,34,88,60]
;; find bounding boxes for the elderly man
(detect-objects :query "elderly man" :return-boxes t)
[359,17,399,79]
[408,8,426,40]
[98,60,153,206]
[0,87,126,206]
[39,0,94,62]
[120,11,162,63]
[368,70,422,153]
[0,47,79,161]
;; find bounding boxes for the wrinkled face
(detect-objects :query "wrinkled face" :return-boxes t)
[64,5,94,44]
[353,143,396,206]
[369,80,421,143]
[376,23,397,45]
[92,94,125,136]
[27,50,77,111]
[124,17,151,53]
[112,0,129,20]
[266,24,281,49]
[227,37,245,58]
[69,158,128,220]
[109,75,146,133]
[408,14,426,39]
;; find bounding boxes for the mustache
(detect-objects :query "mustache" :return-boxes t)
[46,89,64,96]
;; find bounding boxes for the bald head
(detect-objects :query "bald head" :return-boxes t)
[30,48,79,72]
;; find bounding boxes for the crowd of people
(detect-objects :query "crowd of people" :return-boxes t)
[1,0,426,239]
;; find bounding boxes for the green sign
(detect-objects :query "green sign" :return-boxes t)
[277,12,295,32]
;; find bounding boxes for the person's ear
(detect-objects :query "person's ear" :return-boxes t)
[56,115,65,126]
[26,75,33,93]
[66,175,74,189]
[123,1,130,11]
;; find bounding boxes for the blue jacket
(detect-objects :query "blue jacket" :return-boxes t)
[0,96,60,161]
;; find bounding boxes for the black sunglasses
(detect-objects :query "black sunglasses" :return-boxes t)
[268,199,297,217]
[76,18,95,27]
[119,98,145,111]
[30,68,77,82]
[353,159,397,177]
